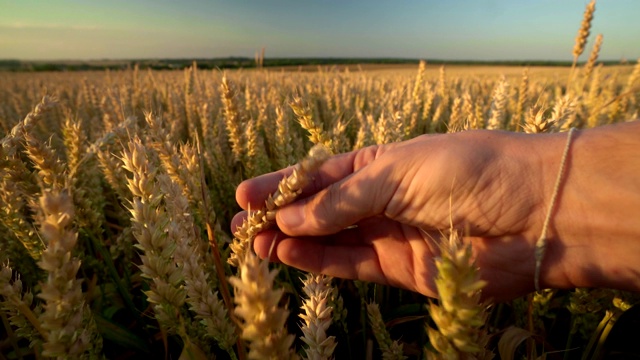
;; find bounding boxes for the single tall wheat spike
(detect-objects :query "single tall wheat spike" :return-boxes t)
[514,68,529,130]
[427,231,491,360]
[354,112,373,150]
[1,96,57,158]
[0,177,45,262]
[274,105,295,169]
[487,77,509,130]
[551,95,577,131]
[367,303,406,360]
[299,273,337,360]
[229,250,297,360]
[62,116,105,234]
[121,138,187,334]
[37,189,103,359]
[572,0,596,64]
[159,175,237,355]
[0,262,44,348]
[221,74,245,163]
[625,58,640,93]
[523,106,556,134]
[229,144,331,267]
[244,118,271,178]
[569,0,596,87]
[290,97,333,150]
[412,60,427,103]
[448,98,464,133]
[23,130,66,189]
[582,34,603,87]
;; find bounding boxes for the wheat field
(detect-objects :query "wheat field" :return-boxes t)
[1,59,638,359]
[2,3,640,358]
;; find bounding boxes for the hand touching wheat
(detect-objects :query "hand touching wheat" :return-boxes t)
[233,121,640,301]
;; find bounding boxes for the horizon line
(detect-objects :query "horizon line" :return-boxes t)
[1,56,635,64]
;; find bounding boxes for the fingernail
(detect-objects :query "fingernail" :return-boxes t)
[278,204,304,230]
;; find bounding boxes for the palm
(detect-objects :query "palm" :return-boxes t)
[269,217,439,296]
[256,216,536,300]
[242,130,550,301]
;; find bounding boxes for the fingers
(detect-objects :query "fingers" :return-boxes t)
[253,231,388,286]
[235,145,383,211]
[235,167,293,211]
[275,150,399,236]
[235,143,403,237]
[230,211,246,234]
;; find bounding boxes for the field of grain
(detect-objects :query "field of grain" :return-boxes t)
[2,1,640,356]
[0,58,638,359]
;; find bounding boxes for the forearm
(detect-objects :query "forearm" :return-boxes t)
[545,120,640,292]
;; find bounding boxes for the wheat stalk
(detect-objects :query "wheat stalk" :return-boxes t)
[23,130,66,189]
[514,68,529,131]
[229,250,297,360]
[0,262,44,347]
[569,0,596,87]
[221,74,246,163]
[572,0,596,63]
[367,303,406,360]
[274,105,295,168]
[625,58,640,93]
[1,96,57,158]
[229,144,330,267]
[290,97,333,150]
[159,175,238,355]
[36,188,102,359]
[120,138,187,335]
[487,77,509,130]
[299,273,337,360]
[0,177,44,262]
[582,34,603,88]
[427,231,491,359]
[523,106,554,134]
[244,118,271,178]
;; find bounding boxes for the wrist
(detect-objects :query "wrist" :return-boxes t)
[545,122,640,292]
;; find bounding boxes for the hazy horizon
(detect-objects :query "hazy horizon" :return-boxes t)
[1,0,639,62]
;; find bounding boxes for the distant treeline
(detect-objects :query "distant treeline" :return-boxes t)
[0,57,627,72]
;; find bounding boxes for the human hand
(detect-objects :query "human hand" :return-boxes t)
[232,124,640,301]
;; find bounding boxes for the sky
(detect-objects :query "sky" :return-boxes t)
[1,0,639,62]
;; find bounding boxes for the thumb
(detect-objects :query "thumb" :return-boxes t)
[275,156,398,236]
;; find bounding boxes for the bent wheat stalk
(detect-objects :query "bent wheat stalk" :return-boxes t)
[228,144,331,267]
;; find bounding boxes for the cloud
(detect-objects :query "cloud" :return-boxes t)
[0,22,104,31]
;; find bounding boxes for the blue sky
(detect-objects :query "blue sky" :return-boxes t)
[0,0,638,61]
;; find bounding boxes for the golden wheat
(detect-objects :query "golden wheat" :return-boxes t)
[1,43,639,358]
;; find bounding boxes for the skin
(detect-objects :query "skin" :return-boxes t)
[232,121,640,302]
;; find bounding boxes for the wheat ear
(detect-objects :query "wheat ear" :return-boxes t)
[159,175,238,355]
[487,76,509,130]
[514,68,530,131]
[121,138,187,334]
[37,189,102,358]
[572,0,596,63]
[582,34,603,90]
[290,97,333,150]
[0,263,45,347]
[1,96,57,158]
[367,303,406,360]
[569,0,596,87]
[625,58,640,93]
[427,231,491,359]
[221,74,245,163]
[229,250,297,360]
[229,144,330,267]
[300,273,337,360]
